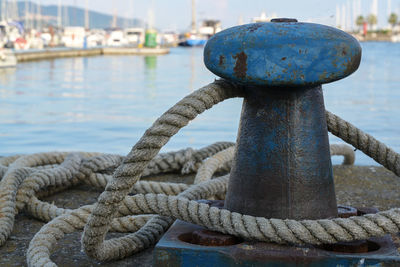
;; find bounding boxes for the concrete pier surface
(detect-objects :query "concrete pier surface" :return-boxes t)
[14,47,170,62]
[1,165,399,266]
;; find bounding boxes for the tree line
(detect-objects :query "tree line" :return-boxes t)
[355,13,399,31]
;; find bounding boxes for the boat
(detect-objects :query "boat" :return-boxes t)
[25,30,44,50]
[178,33,207,47]
[392,34,400,43]
[178,0,211,47]
[124,28,145,47]
[14,37,28,50]
[252,11,277,23]
[198,20,221,39]
[62,27,86,48]
[178,20,221,47]
[86,29,106,48]
[107,30,128,47]
[0,20,23,48]
[161,30,179,47]
[0,48,17,68]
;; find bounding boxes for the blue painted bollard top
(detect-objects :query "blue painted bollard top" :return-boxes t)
[204,21,361,87]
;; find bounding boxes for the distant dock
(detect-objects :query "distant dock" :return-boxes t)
[101,47,170,55]
[14,47,170,62]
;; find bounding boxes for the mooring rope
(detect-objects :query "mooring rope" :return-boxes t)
[0,79,397,266]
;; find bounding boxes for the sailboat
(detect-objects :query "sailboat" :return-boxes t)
[178,33,207,47]
[0,47,17,68]
[178,0,207,47]
[0,22,17,67]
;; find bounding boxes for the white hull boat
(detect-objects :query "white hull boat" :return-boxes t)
[0,49,17,68]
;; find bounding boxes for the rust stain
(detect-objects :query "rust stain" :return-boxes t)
[281,57,287,61]
[219,55,225,66]
[342,48,347,56]
[190,229,241,246]
[331,59,338,68]
[343,50,361,76]
[232,51,247,79]
[318,70,335,81]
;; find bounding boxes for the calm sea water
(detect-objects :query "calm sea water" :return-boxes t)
[1,43,399,166]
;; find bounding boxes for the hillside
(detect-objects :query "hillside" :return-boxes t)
[0,1,143,29]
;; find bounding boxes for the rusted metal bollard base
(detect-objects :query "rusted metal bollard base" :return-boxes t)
[153,202,400,267]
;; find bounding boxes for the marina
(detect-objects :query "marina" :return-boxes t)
[0,47,16,67]
[14,46,169,62]
[0,0,400,266]
[1,42,399,166]
[1,38,400,267]
[0,0,399,67]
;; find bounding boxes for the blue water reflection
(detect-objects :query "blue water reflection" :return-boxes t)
[0,43,399,166]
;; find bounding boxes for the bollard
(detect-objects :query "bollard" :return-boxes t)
[153,20,400,266]
[204,18,361,220]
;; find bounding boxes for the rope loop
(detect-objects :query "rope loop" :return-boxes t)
[0,80,398,267]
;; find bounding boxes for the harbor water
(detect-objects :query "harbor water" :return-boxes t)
[0,43,399,166]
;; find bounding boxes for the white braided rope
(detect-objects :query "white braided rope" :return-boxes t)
[0,140,231,258]
[76,79,398,263]
[330,143,355,165]
[26,149,231,266]
[80,80,244,261]
[0,80,395,266]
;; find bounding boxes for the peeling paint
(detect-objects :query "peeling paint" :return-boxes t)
[203,21,362,86]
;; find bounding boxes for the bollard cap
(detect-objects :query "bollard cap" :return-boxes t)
[204,21,362,87]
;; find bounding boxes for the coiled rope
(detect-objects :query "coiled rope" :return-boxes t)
[0,79,398,266]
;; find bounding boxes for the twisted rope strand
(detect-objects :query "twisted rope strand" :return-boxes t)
[27,172,229,266]
[327,111,400,176]
[0,152,70,246]
[329,144,355,165]
[76,80,398,262]
[81,80,244,260]
[26,148,232,265]
[0,80,396,267]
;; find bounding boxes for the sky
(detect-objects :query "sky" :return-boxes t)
[29,0,400,31]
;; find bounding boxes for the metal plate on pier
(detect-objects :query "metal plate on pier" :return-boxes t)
[154,220,400,267]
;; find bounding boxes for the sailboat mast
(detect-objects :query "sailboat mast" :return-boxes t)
[9,0,14,20]
[1,0,6,21]
[84,0,89,29]
[63,4,69,27]
[131,0,134,27]
[6,0,18,21]
[25,0,29,29]
[336,4,341,28]
[37,1,42,31]
[112,9,117,28]
[191,0,196,33]
[57,0,62,29]
[13,0,18,20]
